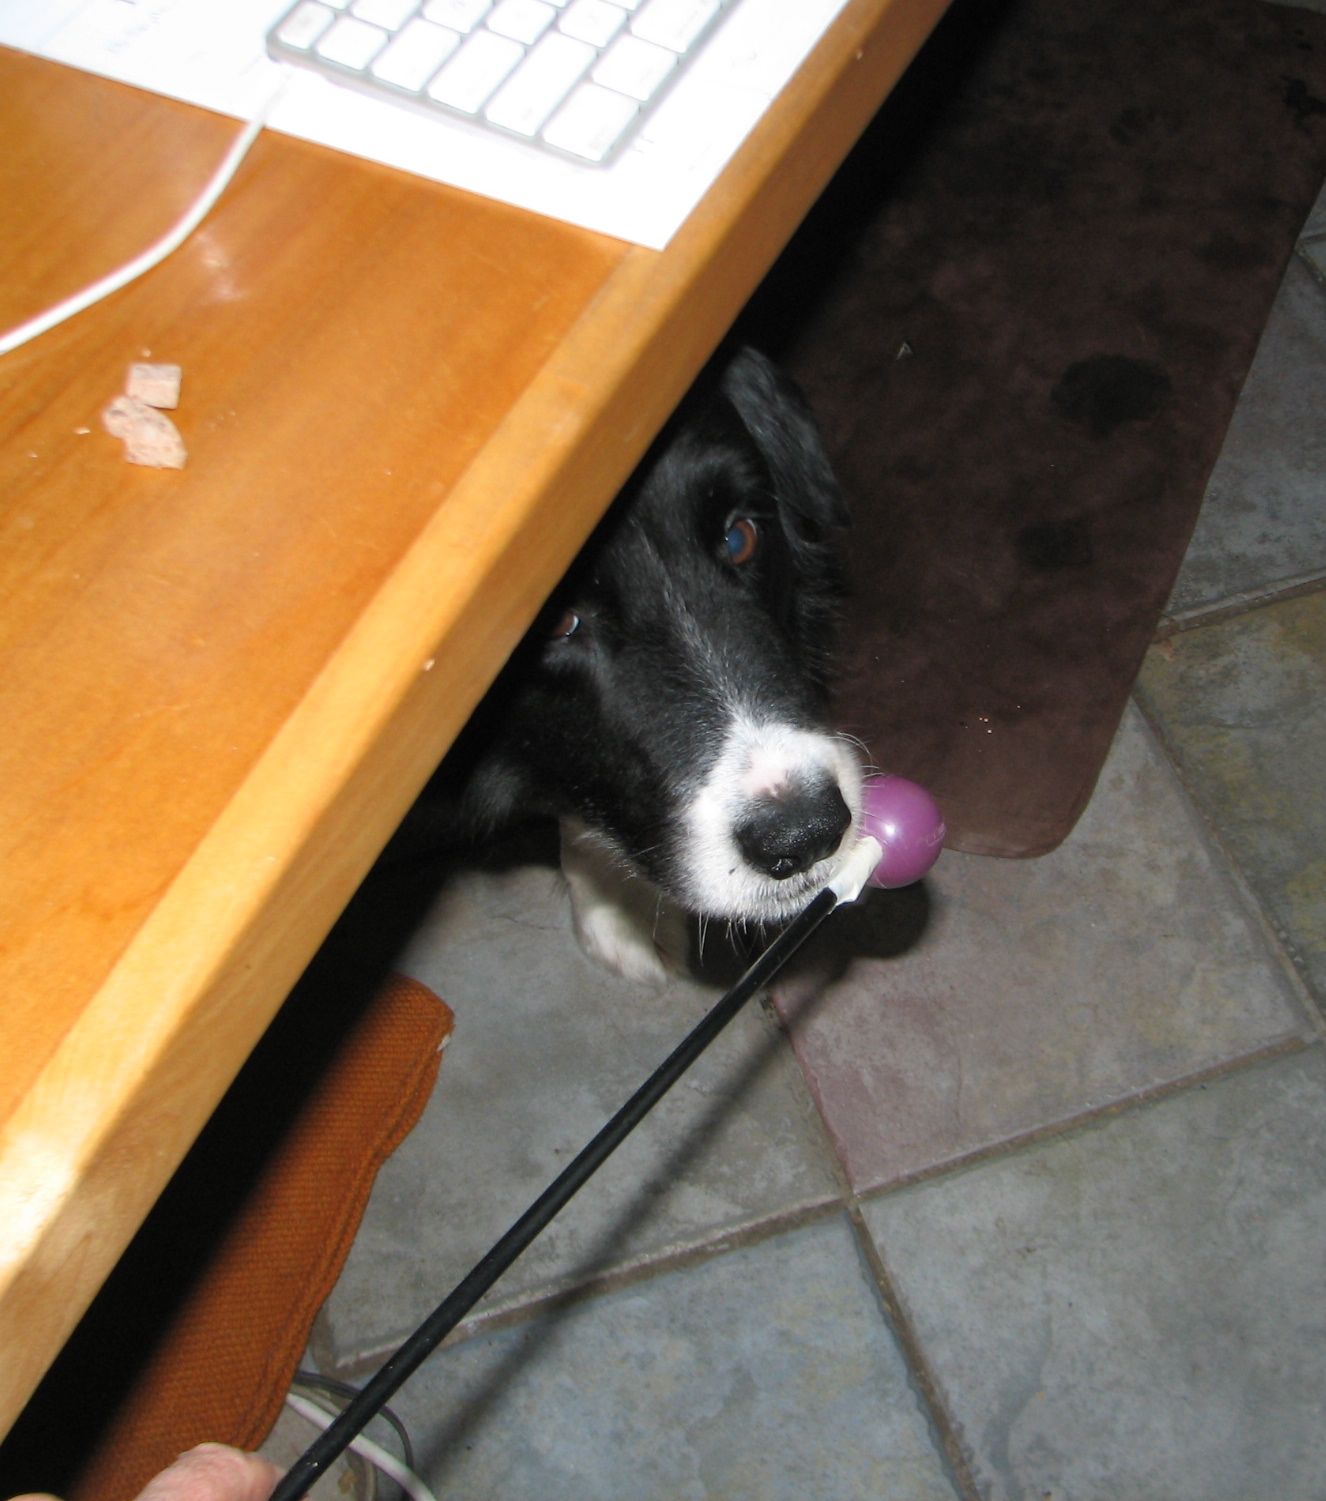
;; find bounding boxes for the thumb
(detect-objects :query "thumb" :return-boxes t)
[137,1445,280,1501]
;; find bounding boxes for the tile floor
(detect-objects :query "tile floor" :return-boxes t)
[305,191,1326,1500]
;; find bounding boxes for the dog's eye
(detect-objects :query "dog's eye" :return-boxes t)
[547,608,581,640]
[722,517,759,567]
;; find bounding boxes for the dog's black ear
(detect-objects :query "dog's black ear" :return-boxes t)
[719,346,849,535]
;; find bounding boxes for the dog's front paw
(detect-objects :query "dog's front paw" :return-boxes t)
[570,894,690,986]
[560,819,690,985]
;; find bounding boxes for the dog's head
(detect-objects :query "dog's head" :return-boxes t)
[465,346,863,924]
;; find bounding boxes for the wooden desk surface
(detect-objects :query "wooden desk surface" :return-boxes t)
[0,0,947,1436]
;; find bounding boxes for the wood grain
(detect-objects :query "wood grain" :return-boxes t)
[0,0,949,1436]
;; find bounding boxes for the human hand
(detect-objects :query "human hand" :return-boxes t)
[9,1443,280,1501]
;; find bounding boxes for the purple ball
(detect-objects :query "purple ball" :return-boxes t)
[860,775,946,888]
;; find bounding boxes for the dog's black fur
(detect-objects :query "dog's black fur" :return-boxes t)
[436,346,861,980]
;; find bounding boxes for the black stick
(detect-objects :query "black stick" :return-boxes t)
[270,883,840,1501]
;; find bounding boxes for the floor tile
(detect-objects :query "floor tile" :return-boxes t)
[771,705,1311,1194]
[317,847,840,1371]
[1163,256,1326,622]
[389,1213,961,1501]
[860,1046,1326,1501]
[1138,589,1326,1009]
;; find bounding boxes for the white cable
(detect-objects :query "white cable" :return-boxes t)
[0,80,286,358]
[284,1391,440,1501]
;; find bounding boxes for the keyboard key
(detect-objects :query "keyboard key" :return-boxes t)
[485,30,595,134]
[316,15,389,68]
[265,0,735,167]
[630,0,720,53]
[274,1,337,50]
[486,0,556,44]
[351,0,419,26]
[542,80,639,159]
[427,28,524,112]
[592,31,674,99]
[371,18,461,89]
[558,0,627,47]
[421,0,491,30]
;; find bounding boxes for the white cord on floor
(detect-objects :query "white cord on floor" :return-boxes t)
[284,1391,439,1501]
[0,80,286,358]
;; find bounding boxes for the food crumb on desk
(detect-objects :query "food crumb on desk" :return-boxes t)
[126,361,182,409]
[102,394,188,470]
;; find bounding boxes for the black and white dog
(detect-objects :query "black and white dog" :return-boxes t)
[444,346,864,983]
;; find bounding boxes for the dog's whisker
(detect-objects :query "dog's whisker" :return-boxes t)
[834,730,880,777]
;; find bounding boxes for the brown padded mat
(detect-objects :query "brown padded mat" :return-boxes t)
[741,0,1326,856]
[0,974,452,1501]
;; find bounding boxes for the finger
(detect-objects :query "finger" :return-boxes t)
[137,1445,280,1501]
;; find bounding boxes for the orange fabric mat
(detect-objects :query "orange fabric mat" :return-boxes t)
[0,973,451,1501]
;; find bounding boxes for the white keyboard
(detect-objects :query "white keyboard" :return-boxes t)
[267,0,739,165]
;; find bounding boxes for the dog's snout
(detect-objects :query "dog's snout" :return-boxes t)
[735,781,852,881]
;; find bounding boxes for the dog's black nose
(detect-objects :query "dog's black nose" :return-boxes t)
[736,781,852,881]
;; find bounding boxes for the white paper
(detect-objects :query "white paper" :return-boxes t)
[1,0,851,248]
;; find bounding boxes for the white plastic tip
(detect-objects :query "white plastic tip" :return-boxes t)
[827,836,882,907]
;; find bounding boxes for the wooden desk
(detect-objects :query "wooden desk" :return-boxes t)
[0,0,948,1437]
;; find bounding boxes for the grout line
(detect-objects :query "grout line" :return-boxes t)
[848,1034,1317,1210]
[766,986,991,1494]
[758,990,861,1197]
[765,991,991,1496]
[762,989,987,1496]
[840,1035,1323,1499]
[324,987,858,1380]
[1130,686,1326,1037]
[327,1028,1322,1381]
[846,1202,983,1501]
[323,1194,847,1379]
[1155,572,1326,640]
